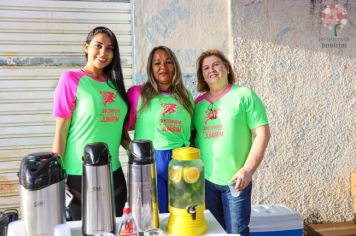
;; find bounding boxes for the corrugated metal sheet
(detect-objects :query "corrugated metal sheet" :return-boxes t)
[0,0,132,213]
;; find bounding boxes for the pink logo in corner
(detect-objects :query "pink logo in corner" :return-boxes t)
[100,91,116,106]
[161,103,177,116]
[320,0,348,37]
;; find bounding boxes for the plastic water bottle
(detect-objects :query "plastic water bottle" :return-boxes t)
[117,202,138,236]
[228,179,241,197]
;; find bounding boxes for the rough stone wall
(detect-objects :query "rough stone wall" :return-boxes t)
[232,0,356,224]
[134,0,356,224]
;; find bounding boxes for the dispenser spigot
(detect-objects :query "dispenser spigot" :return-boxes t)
[186,205,197,220]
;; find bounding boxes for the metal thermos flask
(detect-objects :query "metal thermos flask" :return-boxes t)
[128,140,159,232]
[19,152,66,236]
[82,142,115,236]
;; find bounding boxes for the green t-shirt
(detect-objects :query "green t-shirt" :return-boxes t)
[193,84,268,185]
[53,70,128,175]
[129,86,193,150]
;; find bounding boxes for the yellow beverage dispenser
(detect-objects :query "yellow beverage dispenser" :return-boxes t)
[167,147,207,236]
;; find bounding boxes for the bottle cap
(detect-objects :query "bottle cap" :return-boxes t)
[123,202,131,214]
[172,147,200,160]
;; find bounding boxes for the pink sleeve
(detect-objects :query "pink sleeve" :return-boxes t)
[124,85,141,131]
[194,93,208,104]
[52,70,83,119]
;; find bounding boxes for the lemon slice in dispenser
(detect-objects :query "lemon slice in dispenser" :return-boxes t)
[183,167,200,183]
[169,167,182,183]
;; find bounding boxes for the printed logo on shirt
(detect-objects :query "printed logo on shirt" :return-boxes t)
[161,118,182,132]
[100,91,120,122]
[100,91,116,106]
[203,124,224,139]
[160,103,181,132]
[101,109,121,122]
[203,104,223,138]
[161,103,177,116]
[205,108,220,124]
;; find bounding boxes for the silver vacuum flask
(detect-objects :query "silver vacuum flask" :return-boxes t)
[19,152,66,236]
[82,142,115,236]
[128,140,159,232]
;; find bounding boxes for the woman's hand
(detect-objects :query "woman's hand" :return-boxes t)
[230,125,270,190]
[230,168,253,190]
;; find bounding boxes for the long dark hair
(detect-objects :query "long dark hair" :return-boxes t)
[85,26,129,107]
[140,46,193,116]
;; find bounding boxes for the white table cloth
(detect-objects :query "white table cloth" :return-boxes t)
[8,210,237,236]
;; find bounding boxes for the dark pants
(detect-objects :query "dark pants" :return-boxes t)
[205,179,252,235]
[66,167,127,220]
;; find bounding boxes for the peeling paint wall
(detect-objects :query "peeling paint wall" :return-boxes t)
[133,0,231,96]
[232,0,356,224]
[134,0,356,224]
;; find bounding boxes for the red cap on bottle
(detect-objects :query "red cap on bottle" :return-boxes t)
[123,202,131,214]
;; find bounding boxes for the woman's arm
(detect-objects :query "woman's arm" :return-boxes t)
[231,124,270,190]
[121,130,131,150]
[124,85,141,131]
[52,117,71,158]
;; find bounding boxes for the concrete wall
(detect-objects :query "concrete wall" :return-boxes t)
[232,0,356,224]
[133,0,231,96]
[134,0,356,224]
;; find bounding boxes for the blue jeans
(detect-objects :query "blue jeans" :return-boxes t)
[154,150,172,213]
[205,179,252,235]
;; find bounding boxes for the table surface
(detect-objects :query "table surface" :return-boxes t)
[66,210,228,236]
[7,210,235,236]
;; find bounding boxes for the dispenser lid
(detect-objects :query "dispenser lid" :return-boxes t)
[83,142,111,166]
[128,140,154,165]
[172,147,200,161]
[18,152,66,190]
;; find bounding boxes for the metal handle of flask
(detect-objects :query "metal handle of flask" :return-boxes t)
[186,205,197,220]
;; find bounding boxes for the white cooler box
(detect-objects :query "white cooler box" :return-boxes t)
[250,204,303,236]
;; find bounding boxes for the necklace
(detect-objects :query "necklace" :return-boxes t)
[206,102,218,122]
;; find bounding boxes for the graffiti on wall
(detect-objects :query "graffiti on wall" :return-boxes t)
[276,27,297,43]
[133,47,203,97]
[310,0,352,49]
[134,72,199,98]
[134,42,228,98]
[174,48,202,68]
[143,0,190,45]
[242,0,263,22]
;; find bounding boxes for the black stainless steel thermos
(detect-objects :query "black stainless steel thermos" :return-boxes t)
[19,152,66,236]
[82,142,115,236]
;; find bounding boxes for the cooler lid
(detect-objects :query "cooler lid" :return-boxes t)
[83,142,111,166]
[128,140,154,165]
[18,152,66,190]
[249,205,303,232]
